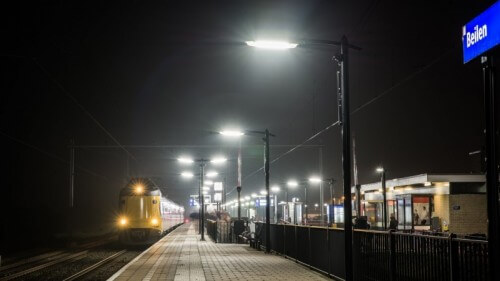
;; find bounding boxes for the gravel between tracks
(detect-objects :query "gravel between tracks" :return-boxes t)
[14,242,147,281]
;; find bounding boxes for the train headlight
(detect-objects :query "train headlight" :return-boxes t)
[151,218,159,226]
[134,184,144,194]
[119,217,128,226]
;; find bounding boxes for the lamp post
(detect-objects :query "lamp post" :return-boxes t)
[286,180,298,223]
[376,167,387,229]
[246,36,359,280]
[178,156,225,241]
[309,177,326,226]
[271,185,280,223]
[220,129,275,253]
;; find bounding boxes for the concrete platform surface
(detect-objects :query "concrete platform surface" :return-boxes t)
[108,222,330,281]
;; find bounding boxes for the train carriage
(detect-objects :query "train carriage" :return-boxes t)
[117,178,184,244]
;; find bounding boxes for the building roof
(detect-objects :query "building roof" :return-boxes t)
[351,173,485,193]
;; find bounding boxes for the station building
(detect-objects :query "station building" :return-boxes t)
[352,174,486,235]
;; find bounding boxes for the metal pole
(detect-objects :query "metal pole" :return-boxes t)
[200,163,205,241]
[237,139,242,219]
[304,186,308,225]
[382,170,387,229]
[285,190,288,222]
[264,129,271,253]
[237,186,242,220]
[198,166,202,234]
[319,148,324,226]
[69,139,75,208]
[482,54,499,280]
[355,184,361,217]
[274,194,278,223]
[340,35,353,281]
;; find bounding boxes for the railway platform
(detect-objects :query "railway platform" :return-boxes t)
[108,222,329,281]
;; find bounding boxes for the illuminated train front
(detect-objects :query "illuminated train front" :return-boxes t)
[117,178,184,244]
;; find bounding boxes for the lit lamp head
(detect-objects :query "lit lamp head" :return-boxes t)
[206,171,218,178]
[210,157,227,164]
[219,130,244,137]
[287,180,298,188]
[308,177,322,184]
[271,185,280,193]
[181,172,194,179]
[376,167,385,173]
[246,40,298,50]
[178,157,194,164]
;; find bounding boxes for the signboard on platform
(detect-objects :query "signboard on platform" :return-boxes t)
[462,1,500,63]
[214,193,222,202]
[214,182,223,191]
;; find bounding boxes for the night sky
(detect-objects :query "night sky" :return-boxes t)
[2,1,498,251]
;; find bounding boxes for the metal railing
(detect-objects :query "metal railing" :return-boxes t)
[254,222,489,281]
[206,219,232,243]
[206,219,217,242]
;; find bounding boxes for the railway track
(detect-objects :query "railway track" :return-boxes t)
[0,236,121,281]
[0,251,88,281]
[62,250,127,281]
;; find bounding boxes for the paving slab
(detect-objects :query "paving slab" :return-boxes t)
[108,223,330,281]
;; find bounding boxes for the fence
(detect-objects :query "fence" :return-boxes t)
[206,219,232,243]
[254,223,488,281]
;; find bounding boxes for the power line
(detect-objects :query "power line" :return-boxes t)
[0,130,109,180]
[225,121,340,196]
[235,44,458,195]
[351,45,457,115]
[31,58,138,163]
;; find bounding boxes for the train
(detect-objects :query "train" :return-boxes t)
[117,178,184,244]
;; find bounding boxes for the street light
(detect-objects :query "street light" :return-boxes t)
[308,177,322,183]
[219,130,244,137]
[178,157,194,164]
[181,172,194,178]
[206,171,218,178]
[178,156,225,241]
[376,167,387,230]
[271,185,280,223]
[210,157,227,164]
[309,177,325,226]
[246,40,298,50]
[219,128,275,253]
[247,36,359,280]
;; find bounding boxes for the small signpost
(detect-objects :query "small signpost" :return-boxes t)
[463,1,500,279]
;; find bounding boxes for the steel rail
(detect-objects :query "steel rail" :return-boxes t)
[62,250,127,281]
[0,251,63,272]
[0,250,88,281]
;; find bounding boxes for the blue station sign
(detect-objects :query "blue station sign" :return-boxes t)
[462,1,500,63]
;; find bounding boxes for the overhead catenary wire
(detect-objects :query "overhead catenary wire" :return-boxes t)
[0,130,109,180]
[32,58,138,163]
[233,43,458,195]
